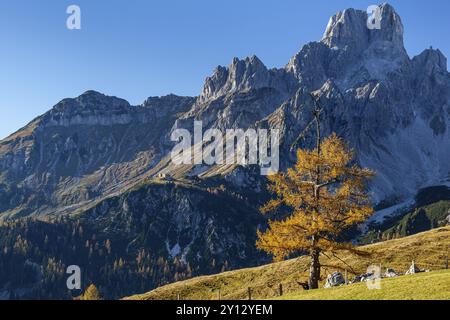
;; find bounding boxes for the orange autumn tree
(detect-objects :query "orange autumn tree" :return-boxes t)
[257,131,374,290]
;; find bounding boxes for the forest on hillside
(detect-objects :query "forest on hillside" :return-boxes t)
[0,217,231,299]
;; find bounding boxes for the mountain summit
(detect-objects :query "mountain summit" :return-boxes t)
[322,4,404,51]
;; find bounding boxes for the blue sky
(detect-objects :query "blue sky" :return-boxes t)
[1,0,449,139]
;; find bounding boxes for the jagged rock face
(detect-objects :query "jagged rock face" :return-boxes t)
[82,182,264,269]
[0,4,449,245]
[170,3,450,204]
[322,5,404,52]
[199,56,296,104]
[182,55,297,134]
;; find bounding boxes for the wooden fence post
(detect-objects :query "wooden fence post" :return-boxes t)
[248,287,252,300]
[218,289,221,300]
[279,283,283,296]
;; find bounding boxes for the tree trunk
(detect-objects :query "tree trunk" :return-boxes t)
[308,248,320,290]
[309,97,322,290]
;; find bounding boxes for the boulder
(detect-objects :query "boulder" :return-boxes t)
[351,272,377,283]
[324,272,346,288]
[405,261,427,275]
[384,268,399,278]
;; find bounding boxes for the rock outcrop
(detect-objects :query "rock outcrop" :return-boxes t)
[324,272,346,288]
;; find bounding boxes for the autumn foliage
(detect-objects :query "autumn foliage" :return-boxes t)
[257,133,374,289]
[80,284,102,300]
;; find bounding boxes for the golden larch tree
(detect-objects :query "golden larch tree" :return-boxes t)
[80,284,102,300]
[257,130,374,289]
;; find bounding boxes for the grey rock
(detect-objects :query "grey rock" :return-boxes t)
[324,272,346,288]
[384,268,399,278]
[351,272,380,283]
[405,261,427,275]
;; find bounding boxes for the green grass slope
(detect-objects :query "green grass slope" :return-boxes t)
[125,227,450,300]
[383,201,450,237]
[279,270,450,300]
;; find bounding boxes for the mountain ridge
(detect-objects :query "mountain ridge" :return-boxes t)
[1,2,449,221]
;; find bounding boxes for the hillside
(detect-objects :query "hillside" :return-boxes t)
[363,186,450,243]
[125,227,450,300]
[0,178,267,300]
[381,201,450,237]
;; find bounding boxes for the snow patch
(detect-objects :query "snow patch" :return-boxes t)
[166,241,181,258]
[360,198,414,234]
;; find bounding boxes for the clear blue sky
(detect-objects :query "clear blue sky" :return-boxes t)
[1,0,449,139]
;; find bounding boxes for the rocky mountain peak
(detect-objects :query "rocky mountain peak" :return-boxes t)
[228,55,270,88]
[51,90,130,113]
[322,8,368,51]
[142,94,195,117]
[322,4,404,53]
[413,48,448,75]
[199,55,271,102]
[36,91,136,128]
[371,4,404,45]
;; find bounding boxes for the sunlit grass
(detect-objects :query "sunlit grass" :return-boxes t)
[278,270,450,300]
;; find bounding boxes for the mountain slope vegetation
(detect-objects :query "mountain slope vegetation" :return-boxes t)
[0,178,267,299]
[126,227,450,300]
[363,186,450,243]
